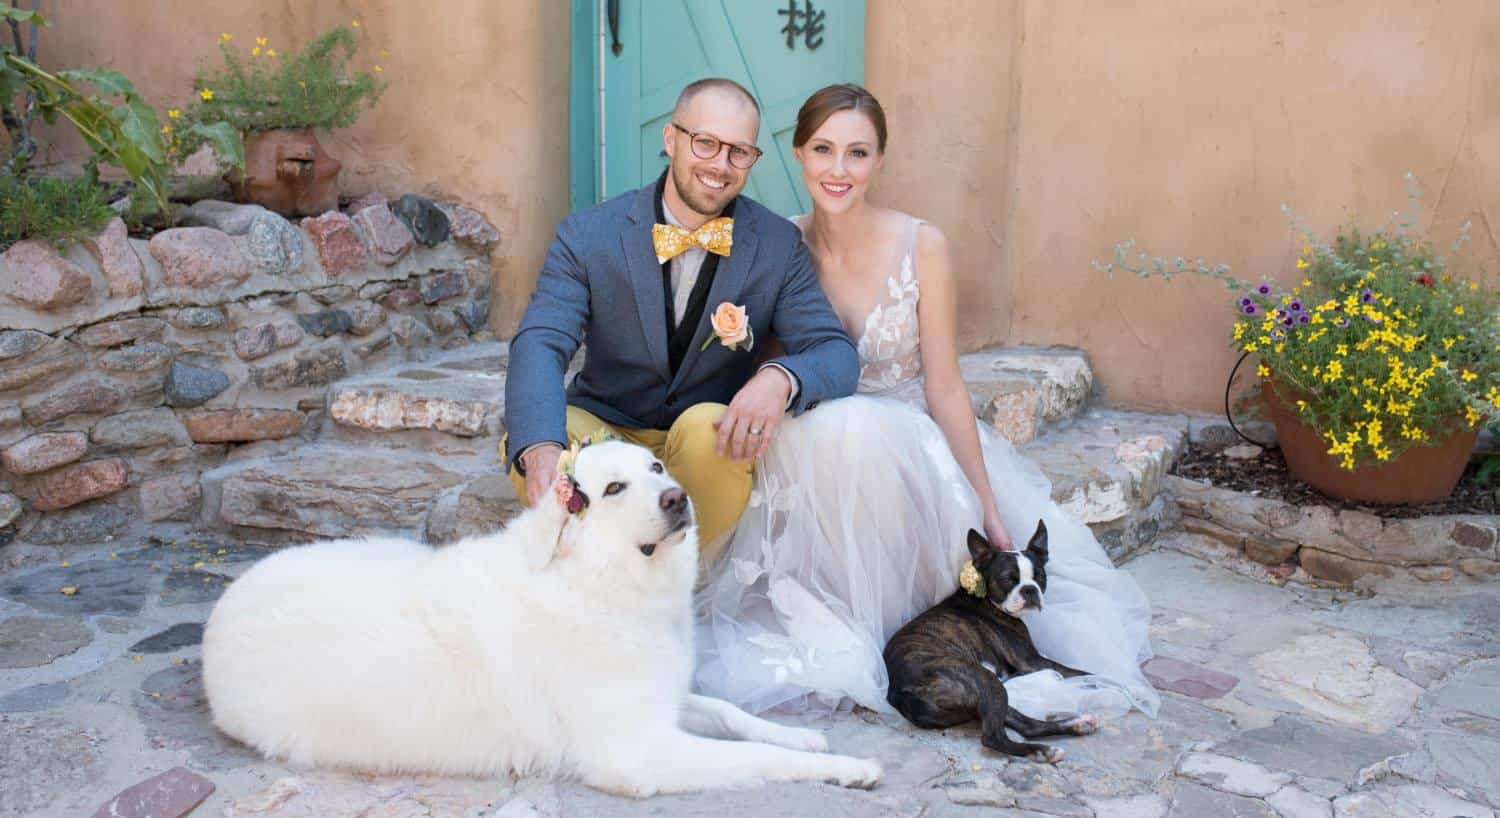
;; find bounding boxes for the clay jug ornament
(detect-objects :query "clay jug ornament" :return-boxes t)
[228,129,342,217]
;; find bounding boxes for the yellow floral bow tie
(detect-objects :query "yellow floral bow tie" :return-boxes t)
[652,217,733,264]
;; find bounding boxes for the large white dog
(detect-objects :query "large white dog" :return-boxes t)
[202,440,882,796]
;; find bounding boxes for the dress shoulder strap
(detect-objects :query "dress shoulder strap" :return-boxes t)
[904,216,925,279]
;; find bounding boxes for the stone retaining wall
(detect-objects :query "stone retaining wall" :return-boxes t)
[1166,474,1500,584]
[0,197,500,545]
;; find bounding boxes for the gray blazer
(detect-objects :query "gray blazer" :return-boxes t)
[504,181,859,469]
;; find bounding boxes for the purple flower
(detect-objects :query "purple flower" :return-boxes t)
[1335,316,1351,328]
[1282,316,1294,327]
[1361,288,1375,303]
[1289,299,1304,313]
[1271,327,1286,340]
[1256,283,1272,296]
[1241,303,1258,315]
[1297,313,1311,324]
[1272,309,1285,320]
[1238,295,1253,308]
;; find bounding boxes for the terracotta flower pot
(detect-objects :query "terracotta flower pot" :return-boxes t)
[1261,380,1478,504]
[227,128,341,217]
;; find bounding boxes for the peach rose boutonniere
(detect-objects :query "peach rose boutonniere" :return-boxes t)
[702,302,754,352]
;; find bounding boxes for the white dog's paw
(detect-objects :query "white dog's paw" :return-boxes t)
[824,756,883,790]
[766,725,828,753]
[1065,714,1100,735]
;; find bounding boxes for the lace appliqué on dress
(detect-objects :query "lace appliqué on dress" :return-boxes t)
[856,220,926,409]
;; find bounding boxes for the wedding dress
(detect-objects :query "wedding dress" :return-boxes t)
[694,216,1159,721]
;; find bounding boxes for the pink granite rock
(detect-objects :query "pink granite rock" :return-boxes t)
[449,205,500,250]
[149,227,251,289]
[1,432,89,475]
[90,766,214,818]
[1142,656,1240,699]
[301,212,367,276]
[180,408,307,442]
[83,218,145,298]
[352,203,414,265]
[1,240,93,309]
[139,473,203,522]
[32,458,130,510]
[21,380,127,425]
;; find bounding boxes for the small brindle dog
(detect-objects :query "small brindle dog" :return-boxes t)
[883,521,1099,763]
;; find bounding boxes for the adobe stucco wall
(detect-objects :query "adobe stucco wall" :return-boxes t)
[26,0,1500,412]
[29,0,570,333]
[1003,0,1500,410]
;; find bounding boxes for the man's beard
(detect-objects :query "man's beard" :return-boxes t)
[671,162,739,217]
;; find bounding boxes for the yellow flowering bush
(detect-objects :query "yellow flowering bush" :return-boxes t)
[1100,178,1500,470]
[170,24,385,159]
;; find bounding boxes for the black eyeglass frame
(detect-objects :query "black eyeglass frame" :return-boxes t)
[670,122,764,169]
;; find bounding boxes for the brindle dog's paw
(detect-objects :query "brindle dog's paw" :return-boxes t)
[1031,746,1066,764]
[1065,714,1100,735]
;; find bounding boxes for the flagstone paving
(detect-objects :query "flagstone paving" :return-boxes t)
[1,527,1496,818]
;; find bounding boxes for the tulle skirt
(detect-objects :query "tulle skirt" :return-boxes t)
[693,392,1160,721]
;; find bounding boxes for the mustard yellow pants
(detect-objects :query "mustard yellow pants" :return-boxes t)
[503,403,752,568]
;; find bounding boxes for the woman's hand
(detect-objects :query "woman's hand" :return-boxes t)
[983,512,1016,552]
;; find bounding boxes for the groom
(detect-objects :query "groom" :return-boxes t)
[503,78,859,564]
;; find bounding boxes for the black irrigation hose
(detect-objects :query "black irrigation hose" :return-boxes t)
[1225,350,1275,448]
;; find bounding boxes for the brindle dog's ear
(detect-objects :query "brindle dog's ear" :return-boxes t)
[1025,519,1049,564]
[967,529,995,568]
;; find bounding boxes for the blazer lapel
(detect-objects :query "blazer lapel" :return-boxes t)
[622,186,671,382]
[669,205,759,392]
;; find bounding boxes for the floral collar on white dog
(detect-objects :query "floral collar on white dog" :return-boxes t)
[552,432,617,517]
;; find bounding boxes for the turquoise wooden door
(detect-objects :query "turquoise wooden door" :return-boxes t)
[570,0,865,216]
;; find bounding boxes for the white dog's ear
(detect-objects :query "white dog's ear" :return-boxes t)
[522,495,573,571]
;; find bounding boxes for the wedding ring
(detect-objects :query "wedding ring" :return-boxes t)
[749,427,764,435]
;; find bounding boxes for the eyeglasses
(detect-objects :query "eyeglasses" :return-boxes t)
[671,123,763,170]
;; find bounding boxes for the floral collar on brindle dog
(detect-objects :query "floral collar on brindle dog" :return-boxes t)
[958,560,985,598]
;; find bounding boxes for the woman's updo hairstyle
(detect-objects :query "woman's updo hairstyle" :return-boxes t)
[792,83,888,152]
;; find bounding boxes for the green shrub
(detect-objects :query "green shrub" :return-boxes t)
[0,172,114,251]
[172,25,385,158]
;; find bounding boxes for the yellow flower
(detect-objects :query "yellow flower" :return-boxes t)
[251,47,261,56]
[1336,344,1348,356]
[298,80,307,88]
[1455,305,1465,316]
[1296,399,1308,413]
[160,124,172,134]
[257,36,268,46]
[1303,279,1312,287]
[1463,370,1478,382]
[1297,258,1309,269]
[381,49,390,57]
[1257,364,1270,378]
[221,33,232,42]
[352,19,361,27]
[200,88,215,101]
[374,64,383,72]
[167,108,180,119]
[267,48,277,57]
[1467,406,1483,426]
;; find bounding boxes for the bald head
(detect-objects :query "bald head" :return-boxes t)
[673,78,760,120]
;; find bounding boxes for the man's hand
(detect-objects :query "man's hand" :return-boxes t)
[522,443,564,506]
[716,368,794,461]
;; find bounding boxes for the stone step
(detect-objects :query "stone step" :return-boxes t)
[319,342,1092,449]
[321,341,510,453]
[199,441,519,544]
[961,345,1094,445]
[1019,407,1191,563]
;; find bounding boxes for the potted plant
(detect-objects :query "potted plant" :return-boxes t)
[173,24,386,216]
[1098,176,1499,504]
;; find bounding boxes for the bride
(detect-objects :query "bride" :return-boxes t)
[694,84,1160,721]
